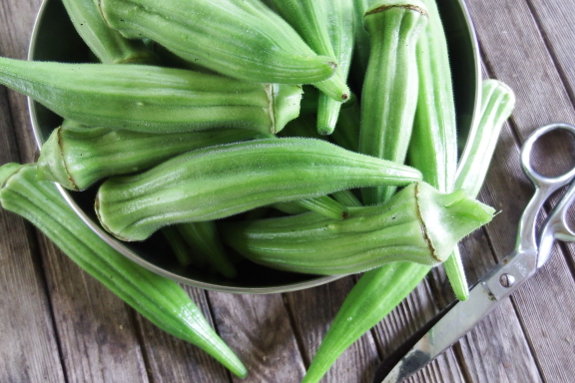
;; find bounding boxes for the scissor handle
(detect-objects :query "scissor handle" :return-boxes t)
[517,123,575,256]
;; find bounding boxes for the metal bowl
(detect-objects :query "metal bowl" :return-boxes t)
[27,0,480,293]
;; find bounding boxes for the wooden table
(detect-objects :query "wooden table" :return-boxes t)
[2,1,575,382]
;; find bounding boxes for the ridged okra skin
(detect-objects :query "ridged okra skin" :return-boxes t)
[222,182,495,275]
[359,1,428,205]
[95,138,423,242]
[61,0,158,64]
[98,0,337,85]
[37,123,261,191]
[0,57,302,134]
[0,164,247,378]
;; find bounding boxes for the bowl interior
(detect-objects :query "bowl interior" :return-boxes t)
[27,0,480,293]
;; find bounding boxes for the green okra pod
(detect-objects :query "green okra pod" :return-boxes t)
[0,57,302,134]
[0,163,247,378]
[95,137,423,242]
[222,182,495,275]
[358,1,428,205]
[61,0,158,64]
[442,80,515,300]
[98,0,337,85]
[455,79,516,197]
[161,226,196,268]
[37,122,261,191]
[176,222,237,279]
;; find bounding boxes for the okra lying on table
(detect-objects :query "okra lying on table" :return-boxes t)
[0,163,247,378]
[221,181,495,275]
[95,137,423,242]
[0,57,302,134]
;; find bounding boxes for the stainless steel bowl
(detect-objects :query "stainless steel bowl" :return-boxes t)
[27,0,480,293]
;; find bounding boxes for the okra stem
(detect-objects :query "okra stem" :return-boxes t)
[0,164,247,378]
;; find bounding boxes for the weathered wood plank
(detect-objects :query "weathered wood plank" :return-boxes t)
[0,0,43,163]
[465,1,575,383]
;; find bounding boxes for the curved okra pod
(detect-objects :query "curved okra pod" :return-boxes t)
[98,0,337,85]
[273,195,349,220]
[0,163,247,378]
[222,182,494,275]
[0,57,302,134]
[176,222,237,279]
[61,0,158,64]
[442,79,515,300]
[359,1,428,205]
[264,0,355,133]
[95,138,423,241]
[299,79,515,383]
[37,122,261,191]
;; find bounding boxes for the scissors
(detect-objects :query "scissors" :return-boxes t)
[373,122,575,383]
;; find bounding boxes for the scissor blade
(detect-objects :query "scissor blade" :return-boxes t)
[373,248,538,383]
[373,281,497,383]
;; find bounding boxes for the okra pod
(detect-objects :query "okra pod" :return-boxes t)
[176,222,237,279]
[222,182,494,275]
[0,57,302,134]
[359,1,428,205]
[37,122,260,191]
[61,0,158,64]
[95,138,423,241]
[161,226,197,268]
[455,79,516,197]
[443,79,515,300]
[98,0,338,85]
[0,163,247,378]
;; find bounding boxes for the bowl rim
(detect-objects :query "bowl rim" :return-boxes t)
[26,0,481,294]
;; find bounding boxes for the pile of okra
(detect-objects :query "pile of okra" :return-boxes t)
[0,0,516,381]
